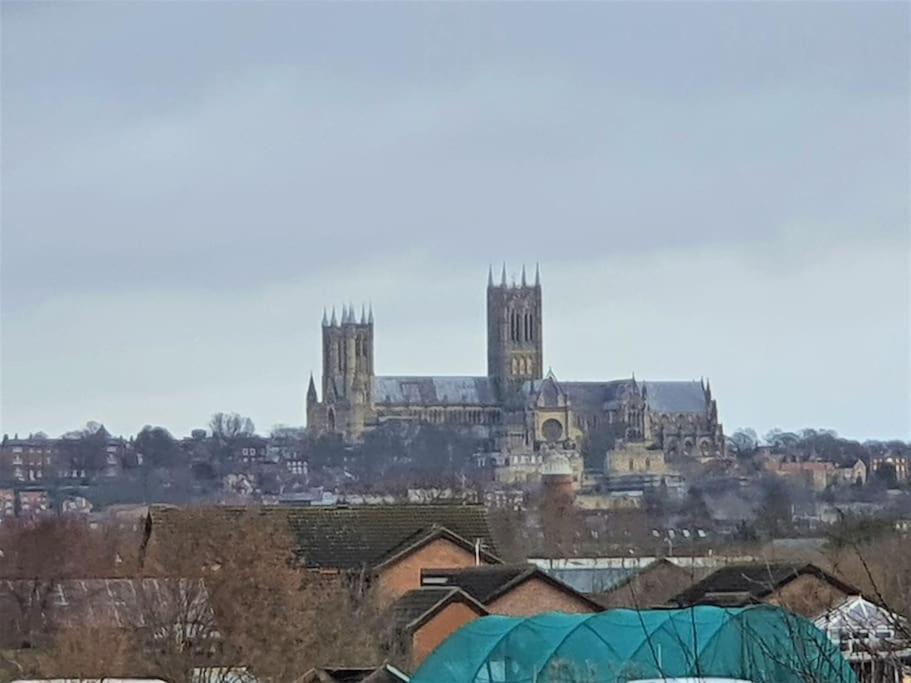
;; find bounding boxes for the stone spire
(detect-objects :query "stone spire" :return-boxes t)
[521,264,527,287]
[535,262,541,287]
[322,308,328,327]
[488,264,494,288]
[360,304,367,325]
[307,372,318,404]
[500,263,507,287]
[330,306,338,326]
[368,302,374,325]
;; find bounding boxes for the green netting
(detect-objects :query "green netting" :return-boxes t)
[411,605,857,683]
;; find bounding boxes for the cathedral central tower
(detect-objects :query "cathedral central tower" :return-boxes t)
[487,264,543,397]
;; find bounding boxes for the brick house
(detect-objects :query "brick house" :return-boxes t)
[0,436,59,483]
[389,564,602,668]
[390,586,490,667]
[144,504,606,670]
[420,564,603,616]
[669,562,860,618]
[142,504,500,607]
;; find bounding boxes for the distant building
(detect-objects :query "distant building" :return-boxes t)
[605,440,667,476]
[406,488,479,504]
[231,437,268,465]
[61,495,92,515]
[0,435,58,482]
[764,457,867,491]
[475,441,583,489]
[482,488,527,511]
[306,269,725,466]
[0,489,15,519]
[1,427,130,483]
[871,451,910,483]
[17,489,51,518]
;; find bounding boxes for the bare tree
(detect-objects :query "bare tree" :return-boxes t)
[208,413,256,440]
[141,508,394,679]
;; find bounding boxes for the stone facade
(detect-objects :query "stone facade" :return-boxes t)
[307,267,724,460]
[606,441,668,476]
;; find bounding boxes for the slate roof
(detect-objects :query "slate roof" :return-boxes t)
[642,381,707,414]
[147,504,498,570]
[422,565,531,602]
[420,564,604,610]
[542,566,641,594]
[551,380,633,413]
[373,376,498,406]
[671,562,859,607]
[391,586,487,632]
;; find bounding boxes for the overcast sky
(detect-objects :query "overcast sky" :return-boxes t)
[2,1,909,441]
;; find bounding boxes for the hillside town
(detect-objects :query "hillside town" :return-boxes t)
[1,285,909,681]
[1,419,909,544]
[4,0,909,680]
[1,413,910,680]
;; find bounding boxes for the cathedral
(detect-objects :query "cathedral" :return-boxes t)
[306,266,724,461]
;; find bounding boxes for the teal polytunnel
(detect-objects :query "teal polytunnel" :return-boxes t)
[410,605,857,683]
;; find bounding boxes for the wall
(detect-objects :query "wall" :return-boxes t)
[607,442,667,475]
[487,576,598,616]
[411,601,482,668]
[376,537,488,607]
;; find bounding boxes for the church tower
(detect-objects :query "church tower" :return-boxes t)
[487,264,543,397]
[313,304,374,438]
